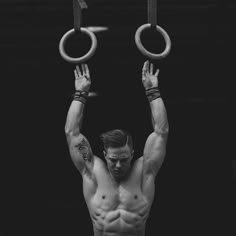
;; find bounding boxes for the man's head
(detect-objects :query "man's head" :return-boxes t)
[100,129,134,182]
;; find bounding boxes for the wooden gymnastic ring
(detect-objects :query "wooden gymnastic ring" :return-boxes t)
[135,23,171,59]
[59,28,97,64]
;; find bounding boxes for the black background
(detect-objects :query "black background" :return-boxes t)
[2,0,233,235]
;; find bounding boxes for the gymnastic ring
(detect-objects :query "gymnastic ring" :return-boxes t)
[59,28,97,64]
[135,23,171,59]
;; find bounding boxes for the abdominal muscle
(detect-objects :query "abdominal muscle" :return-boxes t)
[89,199,150,236]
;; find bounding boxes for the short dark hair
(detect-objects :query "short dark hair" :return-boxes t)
[100,129,133,151]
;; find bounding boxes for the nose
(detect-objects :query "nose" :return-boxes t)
[116,161,121,169]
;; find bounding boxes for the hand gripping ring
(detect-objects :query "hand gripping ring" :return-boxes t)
[135,23,171,59]
[59,28,97,64]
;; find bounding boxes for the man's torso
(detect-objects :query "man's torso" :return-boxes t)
[82,156,155,236]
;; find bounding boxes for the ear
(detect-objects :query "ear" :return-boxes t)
[131,150,134,160]
[103,150,107,158]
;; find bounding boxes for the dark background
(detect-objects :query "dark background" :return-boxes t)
[2,0,233,235]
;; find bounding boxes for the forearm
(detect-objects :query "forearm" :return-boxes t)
[149,97,169,135]
[65,101,85,136]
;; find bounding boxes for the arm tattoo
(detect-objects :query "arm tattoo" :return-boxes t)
[75,138,92,162]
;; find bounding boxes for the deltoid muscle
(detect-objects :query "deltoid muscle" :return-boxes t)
[76,138,91,162]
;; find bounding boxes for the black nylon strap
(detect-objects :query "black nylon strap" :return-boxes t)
[145,87,161,102]
[74,90,89,98]
[148,0,157,26]
[73,0,88,31]
[73,90,88,104]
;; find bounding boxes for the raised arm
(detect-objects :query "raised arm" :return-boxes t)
[142,61,169,178]
[65,64,94,176]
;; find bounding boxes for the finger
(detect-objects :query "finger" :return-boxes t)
[155,68,160,77]
[150,63,153,75]
[142,60,148,74]
[81,64,86,75]
[76,65,82,77]
[74,70,79,80]
[85,64,90,79]
[143,60,148,71]
[146,60,150,73]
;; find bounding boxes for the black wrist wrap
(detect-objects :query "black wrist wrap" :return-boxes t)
[73,90,89,104]
[145,87,161,102]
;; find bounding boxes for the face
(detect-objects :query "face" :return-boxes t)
[104,144,134,182]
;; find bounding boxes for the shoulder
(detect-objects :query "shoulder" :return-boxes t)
[133,156,144,169]
[82,155,102,181]
[132,157,156,195]
[130,156,144,176]
[82,156,107,190]
[91,156,106,174]
[93,156,106,168]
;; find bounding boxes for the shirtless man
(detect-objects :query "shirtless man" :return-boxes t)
[65,61,169,236]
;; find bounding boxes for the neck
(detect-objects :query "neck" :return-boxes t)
[109,169,131,185]
[109,172,121,185]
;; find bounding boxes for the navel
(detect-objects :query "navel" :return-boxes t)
[134,194,138,199]
[102,195,106,200]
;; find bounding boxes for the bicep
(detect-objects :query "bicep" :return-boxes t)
[143,132,168,176]
[66,133,94,175]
